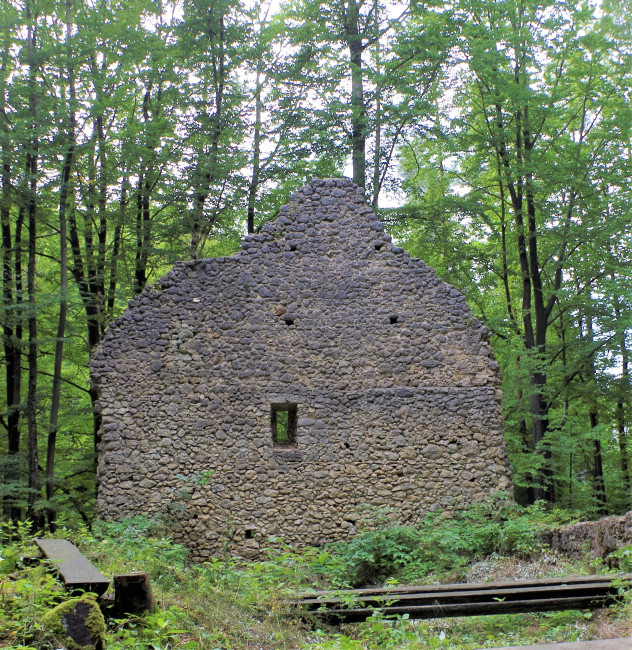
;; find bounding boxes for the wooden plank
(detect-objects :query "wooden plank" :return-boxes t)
[319,595,618,624]
[488,639,632,650]
[292,574,632,624]
[35,539,110,596]
[296,574,631,600]
[296,581,621,608]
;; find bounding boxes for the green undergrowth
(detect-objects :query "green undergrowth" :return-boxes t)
[1,496,631,648]
[324,495,564,586]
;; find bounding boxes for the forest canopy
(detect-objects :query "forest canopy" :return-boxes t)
[1,0,630,527]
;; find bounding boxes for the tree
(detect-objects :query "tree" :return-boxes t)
[0,1,24,519]
[399,0,632,506]
[176,0,250,258]
[281,0,445,203]
[24,0,42,525]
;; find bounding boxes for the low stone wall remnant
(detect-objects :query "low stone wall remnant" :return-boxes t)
[543,512,632,560]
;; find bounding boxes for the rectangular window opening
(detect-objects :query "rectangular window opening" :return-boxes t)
[271,403,298,446]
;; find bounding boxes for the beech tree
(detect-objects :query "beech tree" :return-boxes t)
[0,0,630,523]
[399,0,632,508]
[281,0,441,202]
[0,1,23,519]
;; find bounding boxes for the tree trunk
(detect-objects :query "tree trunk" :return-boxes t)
[1,144,23,522]
[190,8,226,259]
[590,412,608,516]
[133,170,150,295]
[45,0,75,531]
[614,290,631,508]
[524,106,556,502]
[246,66,263,235]
[371,0,380,207]
[587,314,607,516]
[344,0,366,189]
[493,84,560,502]
[0,14,23,520]
[105,176,126,322]
[25,0,41,526]
[67,167,102,454]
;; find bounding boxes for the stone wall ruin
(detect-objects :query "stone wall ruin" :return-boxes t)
[91,178,512,560]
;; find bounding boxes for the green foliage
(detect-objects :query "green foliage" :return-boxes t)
[325,495,552,586]
[607,544,632,573]
[108,608,196,650]
[0,523,64,647]
[71,518,190,590]
[397,0,632,512]
[3,510,632,648]
[328,525,422,586]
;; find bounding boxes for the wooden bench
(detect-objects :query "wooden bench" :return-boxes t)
[35,539,111,596]
[291,574,632,623]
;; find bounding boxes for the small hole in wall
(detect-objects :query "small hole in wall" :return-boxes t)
[375,242,384,251]
[245,529,254,539]
[390,315,398,324]
[284,316,295,326]
[290,243,297,251]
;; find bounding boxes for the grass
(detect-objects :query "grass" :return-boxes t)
[1,497,631,648]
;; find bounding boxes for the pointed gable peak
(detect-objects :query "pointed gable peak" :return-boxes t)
[240,177,397,260]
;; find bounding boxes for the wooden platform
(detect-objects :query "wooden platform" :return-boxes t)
[291,574,632,624]
[35,538,111,596]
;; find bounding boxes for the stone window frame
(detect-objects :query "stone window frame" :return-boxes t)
[271,402,298,447]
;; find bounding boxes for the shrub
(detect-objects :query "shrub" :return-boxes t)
[323,493,555,586]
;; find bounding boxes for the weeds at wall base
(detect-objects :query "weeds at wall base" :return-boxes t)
[1,499,632,648]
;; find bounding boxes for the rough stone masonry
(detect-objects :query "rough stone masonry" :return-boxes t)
[91,178,512,560]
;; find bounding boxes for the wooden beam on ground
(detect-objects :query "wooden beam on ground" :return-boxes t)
[35,539,111,596]
[298,574,624,600]
[291,574,632,624]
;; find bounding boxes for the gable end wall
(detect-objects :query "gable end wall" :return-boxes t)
[91,178,512,560]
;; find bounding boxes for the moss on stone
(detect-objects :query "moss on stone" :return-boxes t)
[41,595,106,650]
